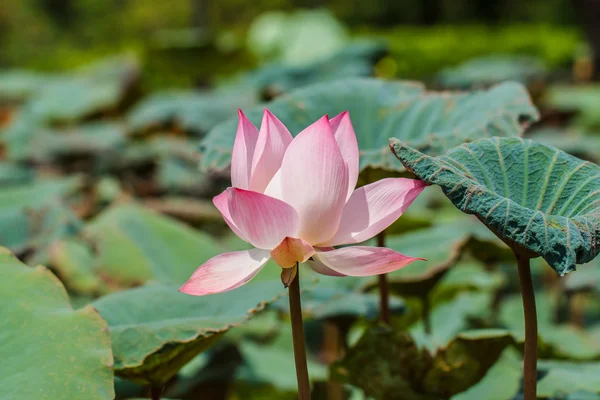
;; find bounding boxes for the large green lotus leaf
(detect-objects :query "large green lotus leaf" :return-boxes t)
[298,273,404,321]
[0,177,82,250]
[127,90,257,136]
[80,203,223,290]
[437,55,546,89]
[156,156,212,194]
[546,84,600,129]
[48,238,103,295]
[527,128,600,164]
[332,326,516,400]
[0,70,53,102]
[247,9,348,66]
[450,347,522,400]
[75,54,140,88]
[392,137,600,276]
[0,162,34,186]
[201,79,538,173]
[410,291,494,350]
[372,219,488,297]
[565,257,600,293]
[0,247,114,399]
[537,360,600,398]
[28,122,126,161]
[93,279,285,386]
[500,292,600,360]
[221,40,385,98]
[27,77,123,123]
[141,196,222,225]
[433,261,506,301]
[237,325,328,391]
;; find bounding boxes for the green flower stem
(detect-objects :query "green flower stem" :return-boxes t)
[289,264,311,399]
[150,386,162,400]
[323,322,344,400]
[421,294,432,335]
[515,251,537,400]
[377,231,391,325]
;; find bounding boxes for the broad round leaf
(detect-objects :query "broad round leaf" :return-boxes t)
[392,137,600,276]
[437,55,546,89]
[0,247,114,399]
[528,128,600,164]
[537,360,600,398]
[200,78,539,173]
[83,203,223,289]
[94,280,285,386]
[0,177,82,251]
[546,84,600,130]
[127,90,257,136]
[367,219,502,297]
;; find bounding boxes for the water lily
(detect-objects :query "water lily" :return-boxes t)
[181,109,426,296]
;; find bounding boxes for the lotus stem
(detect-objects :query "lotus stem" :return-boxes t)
[150,386,162,400]
[515,250,537,400]
[289,263,311,400]
[421,294,432,335]
[323,322,344,400]
[377,231,391,324]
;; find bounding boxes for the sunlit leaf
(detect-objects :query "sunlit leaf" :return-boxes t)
[500,292,600,360]
[237,325,327,390]
[450,347,522,400]
[527,128,600,164]
[94,280,285,386]
[546,84,600,129]
[392,137,600,276]
[0,248,114,399]
[127,90,257,136]
[0,177,82,251]
[437,55,546,89]
[537,360,600,398]
[247,9,348,66]
[81,203,223,289]
[202,79,538,173]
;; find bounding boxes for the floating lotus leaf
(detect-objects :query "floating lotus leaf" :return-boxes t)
[527,128,600,164]
[222,40,385,97]
[127,90,257,136]
[0,70,52,102]
[66,203,223,291]
[14,121,127,163]
[0,248,114,399]
[537,360,600,398]
[93,279,284,386]
[450,348,522,400]
[392,137,600,276]
[332,326,517,400]
[410,292,494,350]
[247,9,348,66]
[546,84,600,129]
[300,274,404,321]
[28,77,122,123]
[374,219,484,297]
[565,257,600,293]
[0,177,82,251]
[201,79,538,173]
[0,162,34,186]
[237,325,328,391]
[500,292,600,360]
[437,55,546,89]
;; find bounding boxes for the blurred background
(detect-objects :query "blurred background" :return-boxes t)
[0,0,596,89]
[2,1,600,400]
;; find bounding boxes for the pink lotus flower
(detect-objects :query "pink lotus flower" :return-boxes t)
[180,109,426,295]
